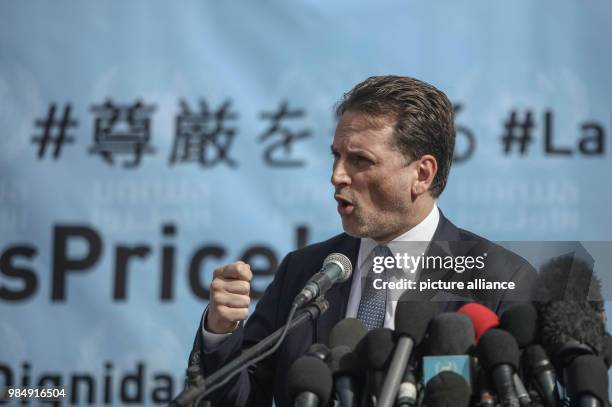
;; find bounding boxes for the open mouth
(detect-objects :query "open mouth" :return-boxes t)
[335,194,355,215]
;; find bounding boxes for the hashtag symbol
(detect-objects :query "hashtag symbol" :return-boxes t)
[501,110,534,155]
[31,103,77,159]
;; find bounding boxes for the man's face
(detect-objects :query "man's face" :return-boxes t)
[331,111,419,242]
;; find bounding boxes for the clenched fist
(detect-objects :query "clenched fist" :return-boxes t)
[205,261,253,334]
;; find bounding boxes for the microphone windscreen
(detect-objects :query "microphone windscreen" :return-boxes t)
[538,300,605,358]
[287,355,333,405]
[457,303,499,342]
[356,327,395,370]
[328,346,364,377]
[428,312,475,355]
[566,354,608,404]
[394,298,438,343]
[477,329,520,371]
[424,370,471,407]
[499,303,538,348]
[328,318,367,350]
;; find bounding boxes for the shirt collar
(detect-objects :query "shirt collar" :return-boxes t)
[357,202,440,269]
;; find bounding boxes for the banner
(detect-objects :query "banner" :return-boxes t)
[1,1,611,404]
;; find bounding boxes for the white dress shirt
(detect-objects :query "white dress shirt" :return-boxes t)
[345,203,439,330]
[202,203,440,344]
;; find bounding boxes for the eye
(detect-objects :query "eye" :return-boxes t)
[351,155,372,166]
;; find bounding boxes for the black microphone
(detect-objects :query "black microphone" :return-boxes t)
[378,300,439,407]
[524,345,560,407]
[327,346,364,407]
[499,303,538,407]
[288,355,333,407]
[293,253,352,308]
[538,301,606,381]
[396,359,419,407]
[327,318,368,407]
[477,329,521,407]
[423,371,472,407]
[328,318,368,350]
[476,367,495,407]
[306,343,331,362]
[422,312,476,396]
[500,303,539,349]
[566,354,609,407]
[355,327,395,405]
[428,312,475,355]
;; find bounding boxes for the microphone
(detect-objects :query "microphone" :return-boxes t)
[327,318,368,407]
[378,300,439,407]
[422,313,475,391]
[499,303,539,407]
[428,312,476,355]
[293,253,352,308]
[457,303,499,342]
[355,327,395,405]
[396,359,419,407]
[477,329,521,407]
[476,368,496,407]
[566,354,609,407]
[328,318,367,350]
[500,303,539,349]
[327,346,364,407]
[287,355,333,407]
[538,301,606,380]
[524,345,560,407]
[423,371,472,407]
[306,343,330,362]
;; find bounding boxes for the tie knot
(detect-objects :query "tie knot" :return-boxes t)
[373,244,392,259]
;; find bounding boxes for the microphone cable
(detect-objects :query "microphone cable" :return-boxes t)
[194,302,299,405]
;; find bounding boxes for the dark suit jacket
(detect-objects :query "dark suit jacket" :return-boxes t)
[187,210,536,406]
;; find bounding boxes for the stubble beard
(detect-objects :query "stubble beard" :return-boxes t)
[342,197,412,242]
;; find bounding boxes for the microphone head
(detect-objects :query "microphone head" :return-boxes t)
[538,300,605,363]
[477,328,520,372]
[457,303,499,342]
[566,354,609,405]
[427,312,475,355]
[323,252,352,282]
[287,355,333,405]
[394,298,439,343]
[424,371,471,407]
[328,318,367,350]
[356,327,395,370]
[327,345,365,378]
[499,303,538,348]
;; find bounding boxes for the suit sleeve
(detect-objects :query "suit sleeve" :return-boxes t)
[186,252,294,407]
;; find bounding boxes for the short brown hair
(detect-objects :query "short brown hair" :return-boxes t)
[336,75,455,198]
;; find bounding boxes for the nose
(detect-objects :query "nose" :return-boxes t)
[331,159,350,187]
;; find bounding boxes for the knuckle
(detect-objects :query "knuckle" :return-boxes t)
[211,292,223,305]
[210,279,221,292]
[239,281,250,294]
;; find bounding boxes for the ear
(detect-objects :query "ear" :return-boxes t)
[411,154,438,196]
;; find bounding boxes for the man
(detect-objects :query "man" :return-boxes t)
[187,75,536,406]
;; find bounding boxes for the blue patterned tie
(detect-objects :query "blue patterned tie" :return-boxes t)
[356,245,392,330]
